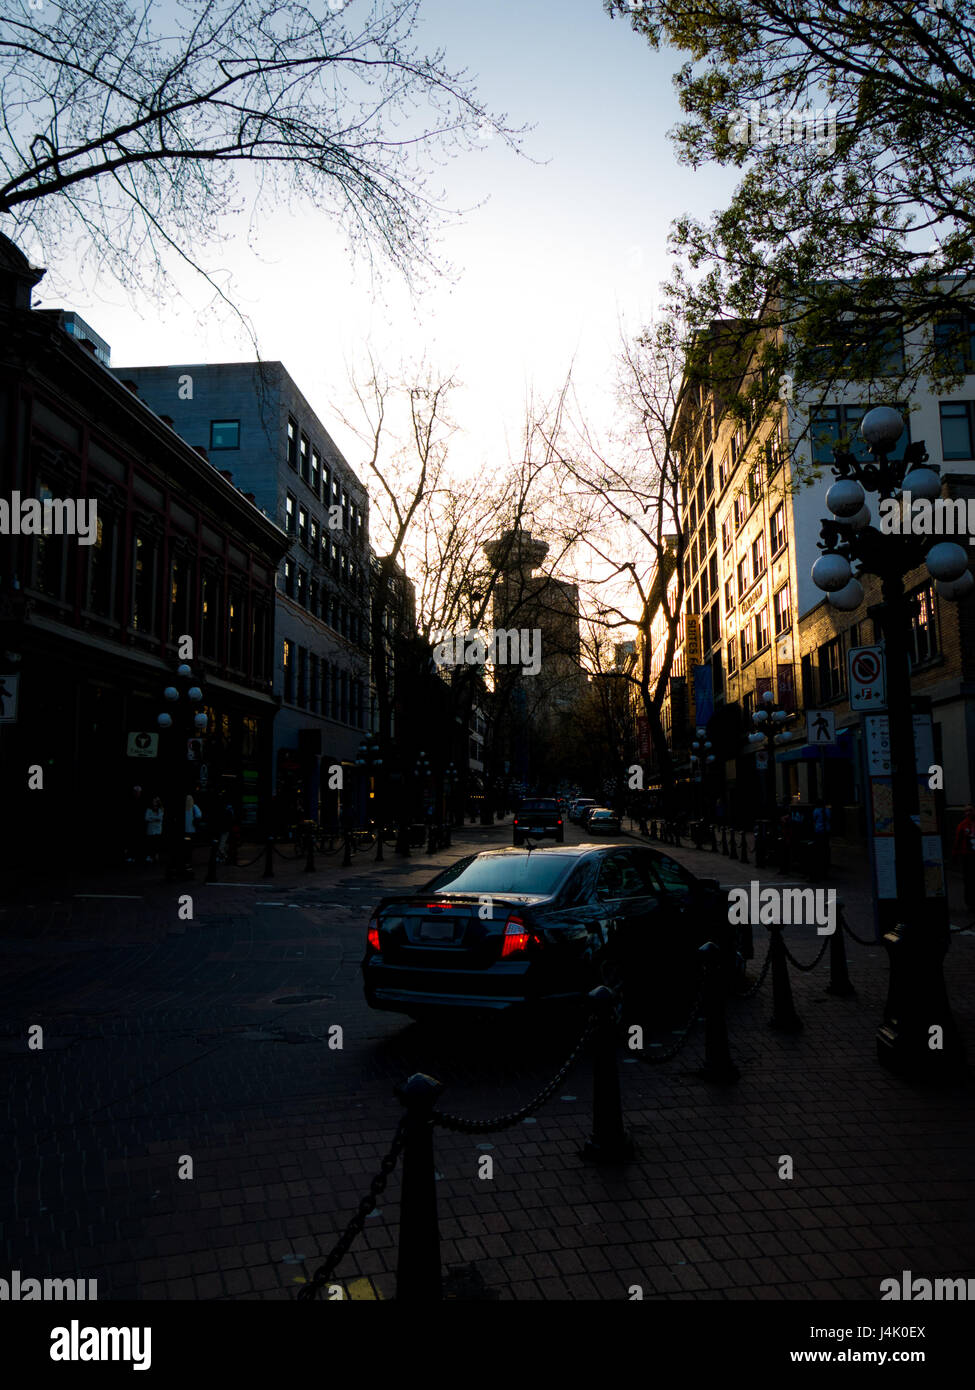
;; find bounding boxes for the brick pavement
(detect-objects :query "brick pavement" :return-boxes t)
[1,818,973,1301]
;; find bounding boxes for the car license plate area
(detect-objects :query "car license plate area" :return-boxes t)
[417,918,461,943]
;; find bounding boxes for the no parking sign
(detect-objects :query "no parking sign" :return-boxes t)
[848,645,886,710]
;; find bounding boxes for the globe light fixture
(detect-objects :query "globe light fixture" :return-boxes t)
[900,467,942,502]
[157,712,173,729]
[860,405,904,452]
[163,686,179,702]
[925,541,968,583]
[812,552,853,591]
[828,577,865,611]
[188,685,203,702]
[193,712,208,731]
[848,503,872,532]
[176,663,193,679]
[935,570,975,601]
[826,478,866,517]
[752,708,768,724]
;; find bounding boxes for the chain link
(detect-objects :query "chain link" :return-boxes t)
[840,911,881,947]
[630,985,703,1066]
[298,1118,408,1300]
[736,936,774,997]
[781,933,831,973]
[431,1013,598,1133]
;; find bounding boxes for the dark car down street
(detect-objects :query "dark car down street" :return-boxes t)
[362,843,750,1025]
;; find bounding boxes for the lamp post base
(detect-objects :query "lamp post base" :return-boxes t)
[876,924,967,1080]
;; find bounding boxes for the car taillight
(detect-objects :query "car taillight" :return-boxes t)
[557,818,562,826]
[500,914,532,958]
[367,917,380,952]
[513,817,519,825]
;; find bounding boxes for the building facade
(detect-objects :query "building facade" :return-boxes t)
[112,361,373,828]
[0,236,287,878]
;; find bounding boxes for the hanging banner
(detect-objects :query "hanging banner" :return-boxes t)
[692,663,714,726]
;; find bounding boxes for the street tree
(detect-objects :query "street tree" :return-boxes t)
[605,0,975,392]
[0,0,519,308]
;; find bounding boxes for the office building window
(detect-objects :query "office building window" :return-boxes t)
[309,516,319,555]
[734,492,746,530]
[818,637,844,699]
[283,639,295,702]
[287,417,298,469]
[755,605,769,652]
[87,512,116,617]
[210,420,239,450]
[202,572,221,658]
[311,448,321,496]
[939,402,975,460]
[747,465,761,506]
[283,557,295,598]
[132,533,157,633]
[228,589,244,670]
[773,583,792,636]
[908,583,940,665]
[721,517,732,554]
[285,493,296,536]
[299,434,310,484]
[934,313,975,375]
[751,531,766,577]
[298,505,308,547]
[297,566,308,608]
[725,576,735,612]
[297,647,308,708]
[309,653,320,713]
[737,555,749,599]
[740,622,753,666]
[813,403,910,465]
[769,504,786,556]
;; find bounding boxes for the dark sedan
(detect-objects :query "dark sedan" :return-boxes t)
[586,808,621,834]
[362,843,751,1024]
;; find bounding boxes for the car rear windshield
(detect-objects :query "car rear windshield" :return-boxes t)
[428,853,574,895]
[519,799,558,812]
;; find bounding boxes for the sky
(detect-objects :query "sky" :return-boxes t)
[31,0,741,491]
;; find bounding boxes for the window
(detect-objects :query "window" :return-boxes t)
[287,417,298,469]
[298,505,308,547]
[297,566,308,608]
[721,517,732,554]
[309,653,320,714]
[285,493,296,536]
[812,404,910,465]
[737,555,749,599]
[939,402,975,461]
[734,492,747,530]
[908,583,940,665]
[818,637,844,700]
[747,465,761,506]
[283,639,295,702]
[754,606,770,652]
[774,584,792,636]
[283,557,295,598]
[132,534,157,633]
[751,531,766,578]
[210,420,239,450]
[706,504,716,547]
[87,512,116,617]
[228,589,244,670]
[311,448,321,497]
[764,431,780,478]
[740,622,753,665]
[297,647,308,708]
[934,314,975,375]
[202,572,222,659]
[769,504,786,556]
[725,576,736,612]
[299,434,310,484]
[310,517,319,555]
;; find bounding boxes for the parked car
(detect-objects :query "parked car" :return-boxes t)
[569,798,597,825]
[362,843,750,1023]
[586,808,621,834]
[512,797,564,845]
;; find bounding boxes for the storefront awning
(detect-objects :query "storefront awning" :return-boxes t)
[775,727,855,763]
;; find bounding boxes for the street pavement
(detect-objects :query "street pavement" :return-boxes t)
[1,818,973,1301]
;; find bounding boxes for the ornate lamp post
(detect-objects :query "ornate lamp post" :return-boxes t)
[689,727,715,817]
[157,663,207,881]
[745,691,796,863]
[810,405,966,1077]
[355,736,384,862]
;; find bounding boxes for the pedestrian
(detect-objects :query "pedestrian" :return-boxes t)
[952,804,975,922]
[185,794,203,839]
[811,799,832,880]
[145,796,164,862]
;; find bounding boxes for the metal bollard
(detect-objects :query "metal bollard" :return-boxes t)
[304,830,315,873]
[394,1073,444,1301]
[728,828,738,861]
[262,836,274,878]
[343,829,352,867]
[720,824,728,855]
[206,838,219,884]
[769,925,803,1031]
[697,943,740,1083]
[710,823,718,852]
[582,986,634,1163]
[739,830,748,865]
[827,911,856,997]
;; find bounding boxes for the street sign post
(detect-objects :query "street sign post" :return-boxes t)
[848,645,887,710]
